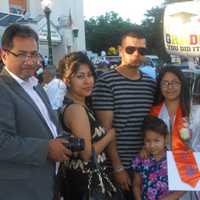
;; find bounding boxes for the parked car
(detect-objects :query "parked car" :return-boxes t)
[145,55,161,68]
[106,56,121,67]
[140,55,161,78]
[163,63,189,70]
[163,63,200,73]
[182,69,200,105]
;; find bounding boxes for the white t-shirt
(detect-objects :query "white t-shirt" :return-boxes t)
[44,78,67,110]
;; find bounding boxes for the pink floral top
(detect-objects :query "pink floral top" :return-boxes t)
[132,153,171,200]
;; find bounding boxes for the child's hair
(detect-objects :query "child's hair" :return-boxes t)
[142,115,168,137]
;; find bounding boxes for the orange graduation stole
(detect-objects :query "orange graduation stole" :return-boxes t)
[150,103,200,187]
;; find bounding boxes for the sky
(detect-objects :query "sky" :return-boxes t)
[84,0,164,24]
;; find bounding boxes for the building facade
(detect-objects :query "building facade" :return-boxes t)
[0,0,86,65]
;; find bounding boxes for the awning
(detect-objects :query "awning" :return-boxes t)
[38,17,62,44]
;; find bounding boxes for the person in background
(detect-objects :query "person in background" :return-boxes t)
[0,23,71,200]
[44,75,66,111]
[44,55,48,66]
[132,115,184,200]
[92,30,156,199]
[56,51,117,200]
[35,53,46,84]
[44,58,67,111]
[140,57,156,79]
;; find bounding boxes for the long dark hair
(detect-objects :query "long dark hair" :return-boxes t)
[155,66,190,117]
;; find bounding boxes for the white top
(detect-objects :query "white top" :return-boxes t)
[44,78,67,110]
[5,67,58,138]
[158,103,173,149]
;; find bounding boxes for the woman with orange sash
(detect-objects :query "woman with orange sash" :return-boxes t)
[150,66,190,149]
[150,66,200,200]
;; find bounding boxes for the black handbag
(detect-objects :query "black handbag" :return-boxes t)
[83,148,116,200]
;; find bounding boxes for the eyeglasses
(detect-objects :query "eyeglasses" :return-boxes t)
[125,46,148,56]
[161,80,181,88]
[4,49,40,61]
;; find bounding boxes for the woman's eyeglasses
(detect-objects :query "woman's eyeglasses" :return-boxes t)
[161,81,181,88]
[125,46,148,56]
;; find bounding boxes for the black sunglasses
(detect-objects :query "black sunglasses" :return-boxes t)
[125,46,147,55]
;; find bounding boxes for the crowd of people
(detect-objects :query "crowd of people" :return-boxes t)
[0,23,198,200]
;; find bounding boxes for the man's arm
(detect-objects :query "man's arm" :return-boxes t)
[95,110,131,191]
[95,110,121,165]
[0,85,70,165]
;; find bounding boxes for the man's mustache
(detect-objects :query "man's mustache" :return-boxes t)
[21,64,39,69]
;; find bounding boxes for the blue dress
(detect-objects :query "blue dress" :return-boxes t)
[132,153,171,200]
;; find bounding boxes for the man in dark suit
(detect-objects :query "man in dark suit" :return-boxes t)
[0,24,71,200]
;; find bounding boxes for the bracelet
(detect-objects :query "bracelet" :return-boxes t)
[113,165,124,173]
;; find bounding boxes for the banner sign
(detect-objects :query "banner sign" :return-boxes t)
[164,1,200,57]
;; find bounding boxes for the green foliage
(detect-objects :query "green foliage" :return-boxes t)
[107,46,118,55]
[141,6,169,60]
[85,1,192,61]
[85,11,140,53]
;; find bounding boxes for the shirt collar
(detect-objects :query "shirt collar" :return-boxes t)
[5,67,38,88]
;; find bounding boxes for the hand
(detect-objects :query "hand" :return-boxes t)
[47,139,72,161]
[180,117,192,141]
[139,146,149,159]
[114,169,131,191]
[182,117,189,128]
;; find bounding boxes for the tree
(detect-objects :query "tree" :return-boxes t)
[107,46,118,55]
[141,6,169,61]
[85,11,140,54]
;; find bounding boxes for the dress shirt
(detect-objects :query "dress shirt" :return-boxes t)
[5,67,58,138]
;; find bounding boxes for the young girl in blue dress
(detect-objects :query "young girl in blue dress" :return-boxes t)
[132,115,184,200]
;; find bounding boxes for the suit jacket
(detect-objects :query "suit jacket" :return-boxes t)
[0,69,59,200]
